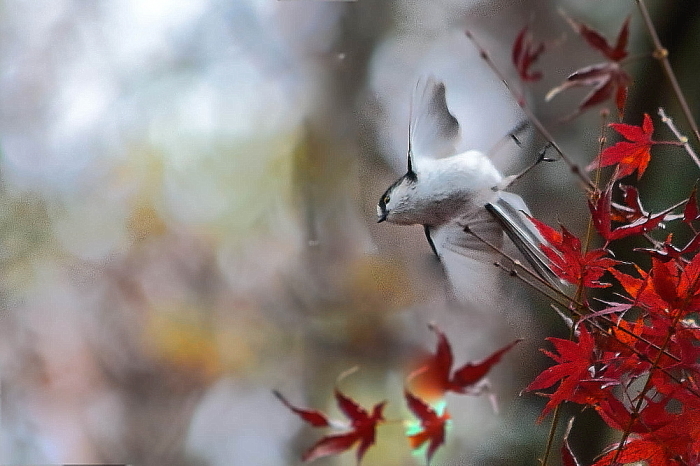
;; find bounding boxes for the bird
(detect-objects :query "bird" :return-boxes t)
[377,77,555,308]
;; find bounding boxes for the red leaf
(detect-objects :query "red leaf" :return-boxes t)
[639,232,700,261]
[592,407,700,466]
[589,182,671,243]
[512,26,545,82]
[528,215,618,287]
[589,114,658,179]
[405,390,450,465]
[526,326,600,419]
[408,324,454,401]
[409,324,521,400]
[611,255,700,318]
[303,433,362,463]
[547,62,631,120]
[609,266,669,313]
[335,389,370,423]
[614,83,628,120]
[611,17,631,62]
[274,390,331,427]
[565,15,631,62]
[547,16,631,119]
[451,339,522,388]
[592,438,670,466]
[684,184,700,224]
[275,389,386,464]
[651,257,680,306]
[611,185,650,223]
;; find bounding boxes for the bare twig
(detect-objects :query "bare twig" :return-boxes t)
[465,30,594,190]
[464,224,687,366]
[593,110,610,190]
[635,0,700,145]
[658,107,700,169]
[463,224,577,307]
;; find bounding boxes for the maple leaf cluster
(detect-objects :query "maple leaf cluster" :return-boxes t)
[523,133,700,465]
[274,324,519,464]
[526,168,700,464]
[514,16,632,120]
[510,12,700,465]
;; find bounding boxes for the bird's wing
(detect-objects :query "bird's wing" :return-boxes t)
[485,191,559,287]
[410,77,461,160]
[427,191,559,308]
[427,206,503,309]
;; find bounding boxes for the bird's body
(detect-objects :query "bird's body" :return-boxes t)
[378,150,502,227]
[377,78,554,307]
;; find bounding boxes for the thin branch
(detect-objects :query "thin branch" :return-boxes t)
[540,404,564,466]
[465,30,594,190]
[635,0,700,145]
[593,110,610,191]
[464,224,687,366]
[463,224,579,307]
[658,107,700,169]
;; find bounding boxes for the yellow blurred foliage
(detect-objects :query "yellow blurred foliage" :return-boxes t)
[142,301,294,383]
[143,309,222,382]
[215,304,292,376]
[127,202,167,241]
[345,255,415,313]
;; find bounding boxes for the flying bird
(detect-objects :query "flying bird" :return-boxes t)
[377,78,554,307]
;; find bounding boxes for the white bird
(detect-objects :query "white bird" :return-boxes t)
[377,78,554,307]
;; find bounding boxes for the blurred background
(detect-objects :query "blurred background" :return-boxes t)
[0,0,698,465]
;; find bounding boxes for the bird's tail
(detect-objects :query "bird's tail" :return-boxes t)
[485,191,561,288]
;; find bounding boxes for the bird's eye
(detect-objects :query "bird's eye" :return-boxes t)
[383,194,390,204]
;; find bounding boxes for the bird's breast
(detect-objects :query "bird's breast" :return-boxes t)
[409,154,502,225]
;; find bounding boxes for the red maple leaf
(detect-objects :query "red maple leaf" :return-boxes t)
[565,15,630,62]
[409,324,521,401]
[588,182,671,244]
[528,216,618,287]
[547,16,632,119]
[526,325,605,419]
[592,437,671,466]
[639,232,700,261]
[611,254,700,319]
[593,407,700,466]
[612,185,681,224]
[666,324,700,372]
[404,390,450,465]
[547,62,631,120]
[683,185,700,224]
[587,113,672,180]
[610,265,670,316]
[274,389,386,464]
[512,25,545,82]
[274,390,331,427]
[637,186,700,260]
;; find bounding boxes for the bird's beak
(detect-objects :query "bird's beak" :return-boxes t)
[377,205,387,223]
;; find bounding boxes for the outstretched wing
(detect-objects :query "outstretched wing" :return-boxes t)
[426,190,559,307]
[427,205,503,309]
[410,77,461,161]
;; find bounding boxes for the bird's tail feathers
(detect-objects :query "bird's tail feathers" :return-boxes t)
[486,192,561,288]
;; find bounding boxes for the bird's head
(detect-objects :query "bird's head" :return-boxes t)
[377,169,418,224]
